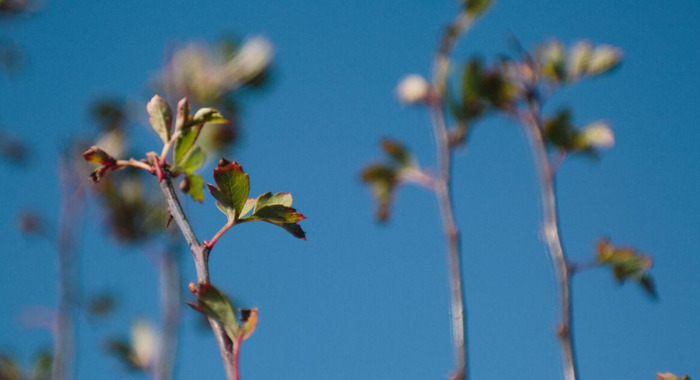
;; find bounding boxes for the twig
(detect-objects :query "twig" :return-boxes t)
[157,171,236,380]
[429,8,474,380]
[51,157,85,380]
[522,98,579,380]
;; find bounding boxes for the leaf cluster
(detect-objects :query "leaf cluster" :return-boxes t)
[596,239,656,297]
[361,139,421,221]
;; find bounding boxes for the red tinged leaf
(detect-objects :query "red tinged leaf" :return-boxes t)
[82,146,119,183]
[208,158,250,221]
[82,146,117,165]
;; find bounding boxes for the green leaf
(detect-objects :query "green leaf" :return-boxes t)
[254,191,293,211]
[146,95,172,144]
[207,158,250,222]
[241,192,307,239]
[596,239,656,297]
[174,124,201,168]
[461,59,485,118]
[188,283,241,341]
[538,40,567,83]
[190,107,228,128]
[180,174,205,203]
[587,45,622,75]
[381,139,413,167]
[177,146,205,174]
[360,163,398,222]
[569,40,593,79]
[544,109,579,151]
[465,0,492,16]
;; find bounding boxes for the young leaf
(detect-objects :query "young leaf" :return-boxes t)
[174,124,201,168]
[382,138,414,167]
[240,308,259,341]
[537,40,567,83]
[360,163,398,221]
[596,239,656,297]
[465,0,492,16]
[190,107,228,128]
[174,98,190,134]
[146,95,173,144]
[82,146,117,165]
[254,191,293,210]
[82,146,118,183]
[177,146,205,174]
[180,174,205,203]
[188,283,241,341]
[587,45,622,75]
[207,158,250,222]
[241,191,307,239]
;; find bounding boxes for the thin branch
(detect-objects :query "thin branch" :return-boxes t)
[51,157,85,380]
[429,7,474,380]
[157,171,236,380]
[522,98,579,380]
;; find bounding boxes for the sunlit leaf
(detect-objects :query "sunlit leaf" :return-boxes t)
[180,174,205,203]
[241,191,307,239]
[188,283,241,340]
[587,45,622,75]
[146,95,172,144]
[177,146,205,174]
[207,158,250,222]
[596,239,656,297]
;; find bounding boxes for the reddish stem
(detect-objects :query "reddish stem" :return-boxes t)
[233,339,241,380]
[206,219,235,250]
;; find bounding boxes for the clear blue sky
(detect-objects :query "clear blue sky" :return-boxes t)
[0,0,698,379]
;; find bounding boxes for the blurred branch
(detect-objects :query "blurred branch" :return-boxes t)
[521,96,579,380]
[51,156,85,380]
[429,7,476,380]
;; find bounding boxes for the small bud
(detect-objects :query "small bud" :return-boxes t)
[569,40,593,79]
[230,36,273,83]
[131,320,158,369]
[580,123,615,149]
[396,74,430,104]
[587,45,622,75]
[188,282,198,294]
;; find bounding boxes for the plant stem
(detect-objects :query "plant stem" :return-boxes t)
[523,101,579,380]
[157,171,237,380]
[430,7,474,380]
[232,340,241,380]
[51,157,84,380]
[429,99,468,380]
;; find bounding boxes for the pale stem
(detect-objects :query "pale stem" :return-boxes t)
[522,100,579,380]
[157,171,237,380]
[429,7,474,380]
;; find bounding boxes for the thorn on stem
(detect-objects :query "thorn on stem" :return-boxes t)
[165,214,173,228]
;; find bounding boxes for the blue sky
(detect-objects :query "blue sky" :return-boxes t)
[0,0,698,379]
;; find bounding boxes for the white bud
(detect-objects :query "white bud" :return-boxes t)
[131,320,159,369]
[396,74,430,104]
[581,123,615,149]
[229,36,273,82]
[587,45,623,75]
